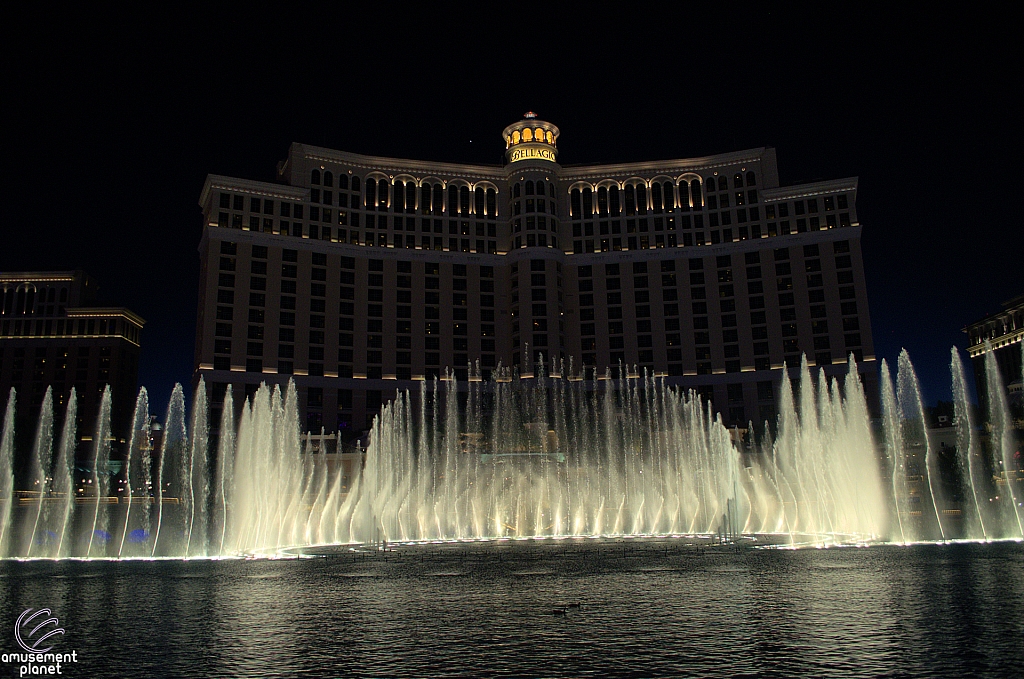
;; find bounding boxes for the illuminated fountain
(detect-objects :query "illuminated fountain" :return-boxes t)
[348,355,888,546]
[0,347,1021,559]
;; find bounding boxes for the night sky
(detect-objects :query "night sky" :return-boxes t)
[2,8,1019,418]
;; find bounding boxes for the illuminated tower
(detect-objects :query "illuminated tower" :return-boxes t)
[503,112,560,164]
[503,113,564,375]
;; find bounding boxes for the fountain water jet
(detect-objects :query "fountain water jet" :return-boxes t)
[0,389,16,555]
[985,345,1024,538]
[118,388,151,557]
[897,350,946,540]
[0,350,1021,559]
[951,348,987,539]
[86,386,113,557]
[25,388,54,557]
[53,390,77,558]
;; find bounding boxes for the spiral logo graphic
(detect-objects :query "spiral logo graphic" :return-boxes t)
[15,608,65,653]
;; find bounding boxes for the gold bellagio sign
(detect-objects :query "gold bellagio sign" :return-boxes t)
[509,146,556,163]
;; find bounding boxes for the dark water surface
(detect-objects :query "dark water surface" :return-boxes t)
[1,539,1022,678]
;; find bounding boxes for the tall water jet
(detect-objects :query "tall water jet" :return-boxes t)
[87,386,113,557]
[773,361,802,543]
[25,387,54,557]
[951,348,987,539]
[53,390,77,558]
[0,389,16,556]
[185,380,209,557]
[118,387,150,557]
[896,350,944,540]
[880,360,910,543]
[227,379,304,554]
[154,384,186,556]
[215,389,235,555]
[984,345,1024,537]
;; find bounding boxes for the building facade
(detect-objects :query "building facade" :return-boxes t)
[964,294,1024,410]
[194,114,876,436]
[0,271,144,461]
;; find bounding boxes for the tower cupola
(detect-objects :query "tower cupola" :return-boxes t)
[502,112,559,164]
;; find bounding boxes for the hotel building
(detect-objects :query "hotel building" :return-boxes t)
[194,114,875,435]
[964,294,1024,408]
[0,270,145,453]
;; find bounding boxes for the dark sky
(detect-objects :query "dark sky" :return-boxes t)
[2,8,1019,417]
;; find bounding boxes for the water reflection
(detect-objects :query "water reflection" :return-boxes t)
[1,541,1021,678]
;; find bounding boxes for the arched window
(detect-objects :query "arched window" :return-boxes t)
[433,185,443,215]
[460,186,470,215]
[548,183,555,197]
[393,181,405,212]
[523,128,534,142]
[570,189,581,218]
[378,181,388,209]
[545,131,553,144]
[448,185,458,215]
[512,130,521,144]
[662,181,674,210]
[636,184,648,215]
[718,176,728,191]
[525,180,535,196]
[406,183,416,213]
[365,178,377,209]
[733,173,743,188]
[475,187,485,216]
[678,182,690,212]
[311,169,321,185]
[513,183,521,199]
[746,171,756,186]
[609,186,621,216]
[583,187,593,216]
[651,183,663,213]
[624,185,636,215]
[421,184,432,214]
[351,176,361,193]
[597,187,608,216]
[486,188,496,217]
[338,174,348,190]
[705,177,716,191]
[323,171,334,187]
[690,179,703,210]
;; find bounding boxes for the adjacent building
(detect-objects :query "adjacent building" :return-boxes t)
[194,114,876,437]
[964,294,1024,410]
[0,271,145,457]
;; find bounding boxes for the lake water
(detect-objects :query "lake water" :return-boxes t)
[1,538,1022,678]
